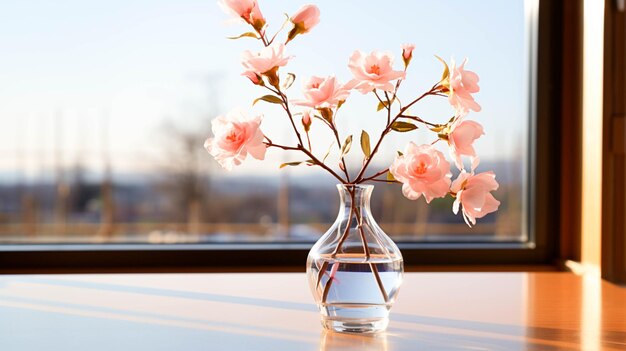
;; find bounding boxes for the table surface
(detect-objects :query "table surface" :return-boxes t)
[0,272,624,351]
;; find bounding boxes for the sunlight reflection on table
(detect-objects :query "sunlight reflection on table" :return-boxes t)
[0,273,623,351]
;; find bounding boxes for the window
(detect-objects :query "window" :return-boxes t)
[0,0,561,269]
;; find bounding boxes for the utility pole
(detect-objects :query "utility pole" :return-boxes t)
[98,109,115,239]
[54,110,69,237]
[277,165,290,238]
[18,115,37,238]
[196,72,224,234]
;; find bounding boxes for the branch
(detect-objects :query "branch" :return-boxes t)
[353,86,439,183]
[300,146,346,183]
[391,77,402,104]
[368,178,400,184]
[354,209,389,303]
[267,16,290,45]
[330,108,351,182]
[361,169,389,182]
[253,26,270,47]
[373,90,387,110]
[265,141,346,183]
[275,88,304,149]
[383,91,392,125]
[264,141,299,151]
[399,84,439,114]
[399,114,441,128]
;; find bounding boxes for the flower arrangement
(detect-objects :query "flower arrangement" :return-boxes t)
[206,0,500,227]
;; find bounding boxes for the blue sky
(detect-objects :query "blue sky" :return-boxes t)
[0,0,527,181]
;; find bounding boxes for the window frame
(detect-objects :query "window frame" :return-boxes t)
[0,0,572,273]
[602,0,626,285]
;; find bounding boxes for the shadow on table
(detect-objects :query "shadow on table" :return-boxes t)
[2,277,625,350]
[0,277,321,349]
[4,276,316,311]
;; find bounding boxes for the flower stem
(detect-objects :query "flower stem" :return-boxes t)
[361,169,390,183]
[383,91,393,125]
[276,89,305,147]
[252,25,270,47]
[265,142,346,183]
[305,131,312,151]
[319,188,389,304]
[355,210,389,303]
[265,81,350,183]
[320,195,354,303]
[264,141,299,151]
[354,86,438,183]
[398,114,441,128]
[300,147,346,183]
[330,116,351,182]
[368,178,400,183]
[267,16,290,45]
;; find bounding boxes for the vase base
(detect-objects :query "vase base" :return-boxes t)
[321,317,389,333]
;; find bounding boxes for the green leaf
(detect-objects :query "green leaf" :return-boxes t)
[253,95,283,106]
[434,55,450,81]
[377,100,386,111]
[397,151,404,157]
[429,125,446,133]
[227,32,259,40]
[322,141,335,163]
[340,135,353,157]
[387,171,397,183]
[279,161,303,169]
[376,97,395,111]
[360,130,371,158]
[390,121,418,132]
[282,73,295,90]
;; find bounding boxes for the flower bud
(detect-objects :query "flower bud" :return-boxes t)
[242,71,264,86]
[219,0,266,31]
[287,4,320,43]
[401,43,415,68]
[301,109,312,132]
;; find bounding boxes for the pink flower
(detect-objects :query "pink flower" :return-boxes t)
[401,43,415,66]
[449,58,481,112]
[451,170,500,226]
[218,0,266,30]
[292,76,353,109]
[447,116,484,170]
[291,4,320,33]
[389,142,452,203]
[348,50,406,94]
[242,71,263,85]
[241,43,291,76]
[204,108,266,171]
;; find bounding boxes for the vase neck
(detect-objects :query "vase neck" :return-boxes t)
[337,184,373,218]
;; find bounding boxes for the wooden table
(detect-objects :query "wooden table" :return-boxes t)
[0,272,624,350]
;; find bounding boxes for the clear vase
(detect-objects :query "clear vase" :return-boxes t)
[306,184,404,333]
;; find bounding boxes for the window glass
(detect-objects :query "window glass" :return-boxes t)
[0,0,528,244]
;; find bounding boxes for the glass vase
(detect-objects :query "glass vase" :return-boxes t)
[306,184,404,333]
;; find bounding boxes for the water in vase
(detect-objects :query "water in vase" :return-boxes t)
[308,253,404,333]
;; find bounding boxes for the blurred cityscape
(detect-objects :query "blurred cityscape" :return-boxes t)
[0,117,525,244]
